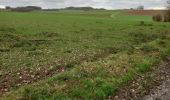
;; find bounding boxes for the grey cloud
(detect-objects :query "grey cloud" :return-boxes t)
[0,0,167,9]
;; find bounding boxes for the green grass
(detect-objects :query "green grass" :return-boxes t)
[0,10,170,100]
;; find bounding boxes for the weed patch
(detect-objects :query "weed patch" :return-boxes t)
[0,26,16,33]
[130,32,159,44]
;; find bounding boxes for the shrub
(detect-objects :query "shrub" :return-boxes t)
[152,15,162,22]
[138,21,153,26]
[139,21,145,26]
[66,63,75,68]
[12,40,32,48]
[163,14,170,22]
[130,32,158,44]
[140,44,158,53]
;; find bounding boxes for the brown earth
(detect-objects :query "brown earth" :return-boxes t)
[127,10,167,16]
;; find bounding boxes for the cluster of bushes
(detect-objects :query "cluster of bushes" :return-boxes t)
[153,11,170,22]
[164,14,170,22]
[152,15,163,22]
[153,14,170,22]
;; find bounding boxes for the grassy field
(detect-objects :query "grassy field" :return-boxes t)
[0,10,170,99]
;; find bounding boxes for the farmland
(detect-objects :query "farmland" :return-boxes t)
[127,10,166,16]
[0,10,170,99]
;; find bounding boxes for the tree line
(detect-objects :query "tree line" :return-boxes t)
[6,6,42,12]
[5,6,105,12]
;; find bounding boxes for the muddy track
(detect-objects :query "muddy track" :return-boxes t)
[0,49,114,96]
[107,56,170,100]
[142,58,170,100]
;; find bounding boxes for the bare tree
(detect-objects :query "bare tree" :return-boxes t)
[167,0,170,9]
[165,0,170,21]
[153,0,170,22]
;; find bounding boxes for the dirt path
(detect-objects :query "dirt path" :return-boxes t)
[107,57,170,100]
[142,59,170,100]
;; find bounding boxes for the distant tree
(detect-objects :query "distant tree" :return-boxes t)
[5,6,11,10]
[65,6,95,11]
[153,0,170,22]
[137,5,144,10]
[167,0,170,9]
[167,0,170,14]
[164,0,170,22]
[10,6,42,12]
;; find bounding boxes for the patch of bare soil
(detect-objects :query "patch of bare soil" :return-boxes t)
[0,49,113,97]
[127,10,166,16]
[0,65,65,96]
[107,56,170,100]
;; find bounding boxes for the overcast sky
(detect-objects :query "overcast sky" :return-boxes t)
[0,0,167,9]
